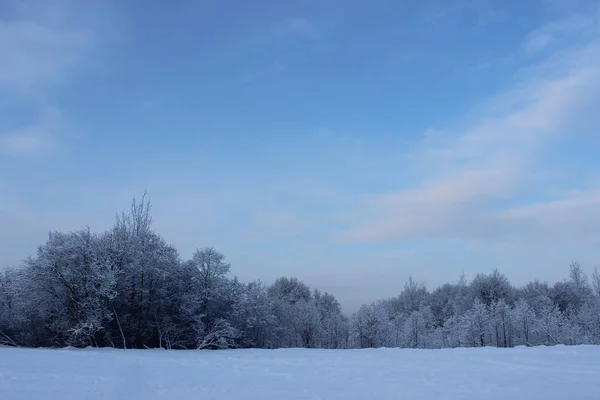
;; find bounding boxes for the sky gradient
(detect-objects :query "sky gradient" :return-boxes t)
[1,0,600,312]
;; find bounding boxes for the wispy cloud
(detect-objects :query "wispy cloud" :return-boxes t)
[0,3,92,94]
[0,126,57,155]
[423,0,501,29]
[242,209,317,244]
[274,17,322,40]
[0,107,63,155]
[338,11,600,245]
[0,0,96,155]
[502,190,600,239]
[521,13,598,54]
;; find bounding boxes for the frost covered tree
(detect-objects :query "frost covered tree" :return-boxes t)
[107,196,182,349]
[458,299,490,347]
[591,268,600,297]
[519,280,551,314]
[345,265,600,350]
[313,290,349,349]
[229,280,277,348]
[470,269,513,307]
[268,277,311,305]
[574,296,600,344]
[1,194,598,351]
[263,278,348,348]
[510,298,536,346]
[534,297,575,345]
[266,277,312,348]
[0,268,23,347]
[390,276,429,316]
[179,247,239,349]
[489,299,512,347]
[21,228,117,347]
[429,283,460,327]
[401,306,435,348]
[352,301,391,348]
[293,299,322,348]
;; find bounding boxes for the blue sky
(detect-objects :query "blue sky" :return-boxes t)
[1,0,600,311]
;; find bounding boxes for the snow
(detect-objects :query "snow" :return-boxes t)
[1,345,599,399]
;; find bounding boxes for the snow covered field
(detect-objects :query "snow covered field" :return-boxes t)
[1,346,599,399]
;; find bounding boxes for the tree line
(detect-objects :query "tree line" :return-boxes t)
[1,195,599,350]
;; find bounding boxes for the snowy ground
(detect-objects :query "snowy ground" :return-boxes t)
[1,345,599,399]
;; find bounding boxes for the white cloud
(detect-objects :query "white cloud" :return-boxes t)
[340,12,600,245]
